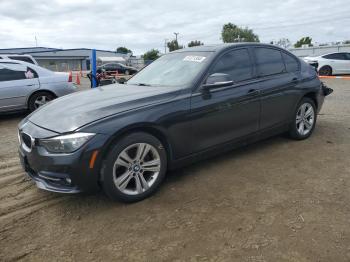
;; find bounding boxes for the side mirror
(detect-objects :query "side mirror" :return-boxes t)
[203,73,233,90]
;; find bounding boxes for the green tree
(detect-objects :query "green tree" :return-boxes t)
[188,40,204,47]
[221,23,259,43]
[294,37,313,48]
[167,40,183,52]
[116,46,132,54]
[142,49,160,61]
[275,38,291,49]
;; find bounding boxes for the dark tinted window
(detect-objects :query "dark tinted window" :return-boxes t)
[282,52,299,72]
[210,48,253,82]
[255,48,285,76]
[8,56,35,64]
[0,68,26,81]
[323,53,346,60]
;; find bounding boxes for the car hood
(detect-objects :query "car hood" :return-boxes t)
[27,84,181,133]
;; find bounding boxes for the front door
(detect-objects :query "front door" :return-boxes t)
[190,48,260,153]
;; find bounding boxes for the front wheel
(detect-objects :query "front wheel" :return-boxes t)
[289,97,317,140]
[101,132,167,202]
[319,66,332,76]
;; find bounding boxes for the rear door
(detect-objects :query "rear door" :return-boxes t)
[253,47,301,130]
[0,63,40,112]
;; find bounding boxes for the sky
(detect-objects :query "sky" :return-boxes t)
[0,0,349,55]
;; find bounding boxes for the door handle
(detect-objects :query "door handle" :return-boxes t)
[247,89,260,96]
[26,84,34,87]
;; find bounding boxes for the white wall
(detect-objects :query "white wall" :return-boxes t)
[289,44,350,57]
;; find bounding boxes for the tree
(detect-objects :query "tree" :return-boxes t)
[116,46,132,54]
[274,38,291,49]
[167,40,183,52]
[294,37,313,48]
[188,40,204,47]
[142,49,160,61]
[221,23,259,43]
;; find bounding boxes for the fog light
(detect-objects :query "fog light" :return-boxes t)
[65,178,72,184]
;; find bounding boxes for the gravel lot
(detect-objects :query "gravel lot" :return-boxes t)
[0,79,349,261]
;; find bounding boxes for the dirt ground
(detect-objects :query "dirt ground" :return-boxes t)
[0,79,349,262]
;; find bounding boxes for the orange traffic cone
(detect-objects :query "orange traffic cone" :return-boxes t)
[76,73,81,85]
[68,71,72,82]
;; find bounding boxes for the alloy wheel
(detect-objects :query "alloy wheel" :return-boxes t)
[296,102,315,136]
[113,143,161,195]
[34,95,52,108]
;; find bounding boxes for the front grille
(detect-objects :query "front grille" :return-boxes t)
[21,133,32,149]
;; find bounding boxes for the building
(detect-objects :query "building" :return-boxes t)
[0,47,127,71]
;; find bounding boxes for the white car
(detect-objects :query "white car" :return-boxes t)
[303,52,350,76]
[0,60,77,113]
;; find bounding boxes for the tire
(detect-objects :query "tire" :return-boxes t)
[101,132,167,202]
[28,91,55,112]
[289,97,317,140]
[318,65,332,76]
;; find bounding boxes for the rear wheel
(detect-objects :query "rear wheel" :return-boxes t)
[101,132,167,202]
[289,97,317,140]
[319,65,332,76]
[28,91,55,112]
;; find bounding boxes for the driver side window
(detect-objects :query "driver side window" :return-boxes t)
[210,48,253,82]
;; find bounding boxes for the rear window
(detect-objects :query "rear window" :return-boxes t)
[282,52,299,72]
[8,56,35,64]
[255,48,285,77]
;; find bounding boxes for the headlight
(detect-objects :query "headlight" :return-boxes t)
[39,132,95,153]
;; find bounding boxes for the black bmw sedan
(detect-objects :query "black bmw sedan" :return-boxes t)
[18,43,332,202]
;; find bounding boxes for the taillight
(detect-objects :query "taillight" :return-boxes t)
[68,72,72,82]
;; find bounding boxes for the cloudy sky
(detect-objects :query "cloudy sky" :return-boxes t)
[0,0,349,55]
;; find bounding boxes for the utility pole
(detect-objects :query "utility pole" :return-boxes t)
[164,39,168,54]
[174,32,179,42]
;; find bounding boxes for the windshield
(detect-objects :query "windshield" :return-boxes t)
[127,51,212,87]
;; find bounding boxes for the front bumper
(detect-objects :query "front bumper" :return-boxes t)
[18,121,109,194]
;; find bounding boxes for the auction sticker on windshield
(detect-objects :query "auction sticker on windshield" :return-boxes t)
[183,56,206,63]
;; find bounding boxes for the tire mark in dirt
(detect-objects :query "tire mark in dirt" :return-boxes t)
[0,195,67,229]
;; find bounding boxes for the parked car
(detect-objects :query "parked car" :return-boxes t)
[304,52,350,75]
[18,43,332,202]
[0,60,76,113]
[0,54,38,65]
[97,63,138,75]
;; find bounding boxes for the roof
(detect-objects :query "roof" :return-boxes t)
[98,57,126,62]
[0,47,126,59]
[0,47,59,54]
[173,43,278,53]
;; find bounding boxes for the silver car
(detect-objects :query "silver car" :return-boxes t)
[0,60,77,113]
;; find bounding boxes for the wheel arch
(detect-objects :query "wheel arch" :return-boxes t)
[100,124,174,169]
[26,89,58,108]
[304,92,318,109]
